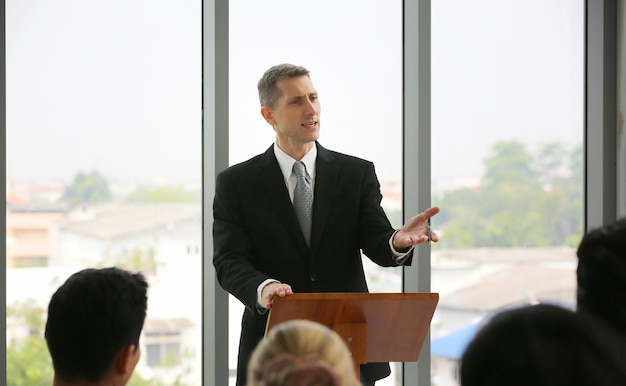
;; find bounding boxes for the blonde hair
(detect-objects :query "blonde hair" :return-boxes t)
[247,319,361,386]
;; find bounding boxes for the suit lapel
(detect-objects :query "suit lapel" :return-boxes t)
[258,146,310,254]
[310,143,338,256]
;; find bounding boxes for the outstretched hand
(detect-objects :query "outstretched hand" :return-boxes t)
[392,206,441,251]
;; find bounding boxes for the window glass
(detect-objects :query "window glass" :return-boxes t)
[229,0,402,384]
[5,1,202,384]
[430,1,584,384]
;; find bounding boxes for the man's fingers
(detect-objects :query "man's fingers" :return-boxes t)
[264,284,294,309]
[276,285,293,297]
[421,206,441,222]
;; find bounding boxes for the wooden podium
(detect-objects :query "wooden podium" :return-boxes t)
[266,292,439,377]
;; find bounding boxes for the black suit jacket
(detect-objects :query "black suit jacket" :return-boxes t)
[213,142,412,385]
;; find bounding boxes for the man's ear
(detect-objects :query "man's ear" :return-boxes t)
[260,106,275,125]
[114,344,139,375]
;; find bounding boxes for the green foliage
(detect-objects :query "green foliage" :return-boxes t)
[434,140,583,248]
[7,300,53,385]
[61,170,112,205]
[7,336,54,386]
[7,299,45,334]
[482,140,540,191]
[100,246,159,276]
[126,186,200,203]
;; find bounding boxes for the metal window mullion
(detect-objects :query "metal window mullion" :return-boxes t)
[203,0,229,385]
[402,1,431,385]
[585,0,618,230]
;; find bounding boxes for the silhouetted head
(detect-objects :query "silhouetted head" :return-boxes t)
[460,304,625,386]
[576,217,626,332]
[45,267,148,383]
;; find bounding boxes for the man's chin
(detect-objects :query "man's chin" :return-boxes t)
[306,132,320,142]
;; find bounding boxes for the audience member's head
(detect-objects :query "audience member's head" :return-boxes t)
[576,217,626,331]
[247,319,361,386]
[45,267,149,385]
[460,303,626,386]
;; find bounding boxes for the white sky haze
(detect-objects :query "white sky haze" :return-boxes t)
[6,0,583,187]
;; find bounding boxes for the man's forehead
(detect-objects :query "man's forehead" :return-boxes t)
[276,76,317,96]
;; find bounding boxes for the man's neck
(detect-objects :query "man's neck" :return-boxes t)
[276,141,315,161]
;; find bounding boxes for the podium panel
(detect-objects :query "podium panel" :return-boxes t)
[266,292,439,363]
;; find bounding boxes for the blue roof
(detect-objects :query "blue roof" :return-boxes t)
[431,323,479,360]
[431,303,576,361]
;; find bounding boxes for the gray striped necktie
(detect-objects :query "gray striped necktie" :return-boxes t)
[292,161,313,245]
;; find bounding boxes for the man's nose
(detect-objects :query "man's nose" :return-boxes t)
[303,98,318,115]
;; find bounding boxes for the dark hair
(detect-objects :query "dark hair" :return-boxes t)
[258,63,310,109]
[45,267,148,382]
[460,304,626,386]
[576,217,626,331]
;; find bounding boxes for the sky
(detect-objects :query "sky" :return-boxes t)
[6,0,584,187]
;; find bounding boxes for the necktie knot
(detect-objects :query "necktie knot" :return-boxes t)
[292,161,307,180]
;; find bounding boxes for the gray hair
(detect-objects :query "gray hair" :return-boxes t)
[258,63,310,109]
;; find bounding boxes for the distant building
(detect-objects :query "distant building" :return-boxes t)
[6,202,67,268]
[6,201,204,384]
[430,247,577,386]
[49,203,202,270]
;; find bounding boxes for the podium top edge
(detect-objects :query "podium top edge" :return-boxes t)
[275,292,439,300]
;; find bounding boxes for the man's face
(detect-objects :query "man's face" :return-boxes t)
[263,75,321,148]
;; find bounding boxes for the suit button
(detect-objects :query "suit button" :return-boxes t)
[310,273,317,282]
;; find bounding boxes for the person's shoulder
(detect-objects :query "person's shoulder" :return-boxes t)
[317,144,373,167]
[218,147,273,177]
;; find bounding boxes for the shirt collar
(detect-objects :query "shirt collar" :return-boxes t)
[274,143,317,181]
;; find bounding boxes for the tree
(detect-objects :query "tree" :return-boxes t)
[126,186,200,203]
[482,140,540,191]
[6,299,53,386]
[535,142,569,189]
[61,170,112,205]
[434,140,583,248]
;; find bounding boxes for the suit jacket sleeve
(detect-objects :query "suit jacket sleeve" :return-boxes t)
[212,167,269,312]
[355,160,413,266]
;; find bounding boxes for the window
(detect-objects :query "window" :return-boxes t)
[145,328,185,367]
[5,2,621,386]
[147,342,182,367]
[228,0,402,383]
[5,1,202,384]
[430,1,584,384]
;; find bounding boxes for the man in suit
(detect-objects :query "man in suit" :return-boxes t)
[213,63,440,386]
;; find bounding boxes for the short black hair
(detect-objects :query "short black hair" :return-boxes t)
[45,267,148,382]
[257,63,310,109]
[460,304,626,386]
[576,217,626,331]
